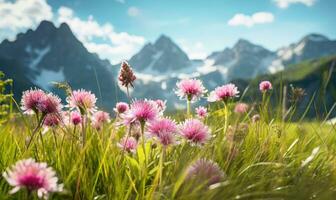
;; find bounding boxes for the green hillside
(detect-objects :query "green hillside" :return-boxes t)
[234,56,336,120]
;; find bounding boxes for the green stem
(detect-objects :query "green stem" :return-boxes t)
[81,115,86,147]
[187,100,191,117]
[223,102,228,136]
[52,129,58,149]
[26,114,45,150]
[159,147,166,193]
[140,121,147,165]
[126,86,131,103]
[140,121,147,198]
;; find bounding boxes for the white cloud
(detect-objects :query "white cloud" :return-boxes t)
[178,40,208,59]
[228,12,274,27]
[127,7,140,17]
[57,6,145,64]
[115,0,125,3]
[274,0,316,8]
[0,0,53,41]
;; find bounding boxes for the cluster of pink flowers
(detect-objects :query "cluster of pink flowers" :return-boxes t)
[13,61,274,198]
[175,79,207,102]
[21,89,62,116]
[3,158,63,199]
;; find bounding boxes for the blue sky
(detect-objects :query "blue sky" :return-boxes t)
[1,0,336,63]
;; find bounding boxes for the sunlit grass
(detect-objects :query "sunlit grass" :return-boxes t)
[0,105,335,199]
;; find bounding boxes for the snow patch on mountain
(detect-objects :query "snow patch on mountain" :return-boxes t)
[34,68,65,90]
[196,59,217,74]
[294,42,305,55]
[268,59,285,73]
[26,45,51,70]
[147,51,163,70]
[136,73,168,84]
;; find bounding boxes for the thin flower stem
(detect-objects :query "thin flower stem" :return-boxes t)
[119,124,132,166]
[223,102,228,136]
[26,115,45,150]
[81,115,86,147]
[39,131,46,158]
[126,86,131,103]
[187,100,191,117]
[52,129,58,149]
[140,121,147,198]
[159,147,166,193]
[26,189,32,200]
[140,122,147,165]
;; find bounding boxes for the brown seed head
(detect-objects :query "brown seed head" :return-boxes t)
[118,61,136,88]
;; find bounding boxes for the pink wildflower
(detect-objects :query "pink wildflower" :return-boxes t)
[234,103,249,114]
[186,159,225,186]
[179,119,210,145]
[208,83,239,102]
[122,100,159,125]
[21,89,62,115]
[67,89,97,114]
[114,102,129,114]
[92,111,110,129]
[259,81,272,92]
[154,99,166,112]
[2,158,63,199]
[21,89,47,114]
[195,106,208,118]
[39,93,63,115]
[43,113,62,127]
[70,111,82,126]
[147,118,177,146]
[117,136,138,153]
[175,79,207,102]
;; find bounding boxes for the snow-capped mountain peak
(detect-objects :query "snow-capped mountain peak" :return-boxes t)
[0,20,126,109]
[129,34,191,73]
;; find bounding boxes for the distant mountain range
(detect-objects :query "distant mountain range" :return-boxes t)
[0,20,336,111]
[124,32,336,109]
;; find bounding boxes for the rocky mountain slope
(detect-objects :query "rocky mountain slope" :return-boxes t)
[0,20,126,110]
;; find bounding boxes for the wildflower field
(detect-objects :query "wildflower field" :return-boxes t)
[0,63,335,200]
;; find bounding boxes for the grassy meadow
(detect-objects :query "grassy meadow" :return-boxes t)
[0,70,336,200]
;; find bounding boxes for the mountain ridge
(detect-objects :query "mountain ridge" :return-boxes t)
[0,20,126,110]
[1,20,336,111]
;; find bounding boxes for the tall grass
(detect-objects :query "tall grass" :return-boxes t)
[0,79,335,199]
